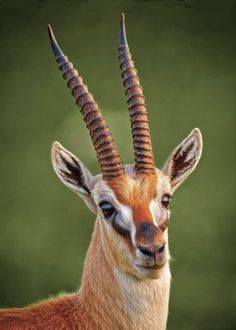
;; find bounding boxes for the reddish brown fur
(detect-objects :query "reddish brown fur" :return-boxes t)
[0,222,137,330]
[108,173,158,226]
[0,295,79,329]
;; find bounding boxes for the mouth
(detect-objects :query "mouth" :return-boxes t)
[134,263,165,271]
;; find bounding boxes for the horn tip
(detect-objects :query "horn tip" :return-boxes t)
[120,13,128,47]
[47,24,64,59]
[47,24,53,40]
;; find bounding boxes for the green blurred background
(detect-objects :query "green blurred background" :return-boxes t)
[0,0,235,329]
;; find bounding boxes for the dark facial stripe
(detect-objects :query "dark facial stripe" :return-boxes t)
[111,218,131,240]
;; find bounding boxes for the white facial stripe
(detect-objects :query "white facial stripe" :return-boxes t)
[148,170,171,226]
[149,199,159,226]
[119,205,133,232]
[120,205,136,245]
[150,199,170,226]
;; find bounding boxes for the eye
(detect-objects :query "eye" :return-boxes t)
[161,194,172,209]
[99,201,116,219]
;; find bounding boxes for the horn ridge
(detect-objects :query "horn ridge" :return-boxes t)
[119,14,156,174]
[48,25,124,180]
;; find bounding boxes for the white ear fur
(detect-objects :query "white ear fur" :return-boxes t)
[162,128,203,192]
[51,142,97,212]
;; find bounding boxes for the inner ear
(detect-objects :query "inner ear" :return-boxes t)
[51,142,94,196]
[162,128,203,191]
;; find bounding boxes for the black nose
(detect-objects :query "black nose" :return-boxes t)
[138,244,165,258]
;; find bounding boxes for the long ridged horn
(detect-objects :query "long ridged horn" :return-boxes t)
[119,14,156,174]
[48,25,124,180]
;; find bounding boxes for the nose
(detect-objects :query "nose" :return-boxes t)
[135,223,166,260]
[138,243,166,259]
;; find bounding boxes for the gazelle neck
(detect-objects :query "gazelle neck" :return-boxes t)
[78,219,171,330]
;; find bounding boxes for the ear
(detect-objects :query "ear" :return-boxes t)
[162,128,203,192]
[51,142,97,213]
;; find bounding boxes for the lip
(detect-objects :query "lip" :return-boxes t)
[135,263,165,270]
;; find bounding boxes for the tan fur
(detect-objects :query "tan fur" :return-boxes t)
[0,220,170,330]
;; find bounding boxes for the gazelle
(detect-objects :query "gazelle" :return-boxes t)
[0,14,202,330]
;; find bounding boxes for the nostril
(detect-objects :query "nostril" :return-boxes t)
[158,244,165,253]
[138,246,154,258]
[138,244,166,258]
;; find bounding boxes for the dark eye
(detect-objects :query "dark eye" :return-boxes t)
[99,201,116,219]
[161,194,172,209]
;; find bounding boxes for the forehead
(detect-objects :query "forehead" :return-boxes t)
[107,173,158,207]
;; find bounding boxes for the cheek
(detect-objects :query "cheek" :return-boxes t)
[107,226,136,270]
[103,212,137,268]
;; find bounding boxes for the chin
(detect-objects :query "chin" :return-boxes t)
[134,263,166,280]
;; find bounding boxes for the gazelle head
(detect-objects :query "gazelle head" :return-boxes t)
[48,15,202,280]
